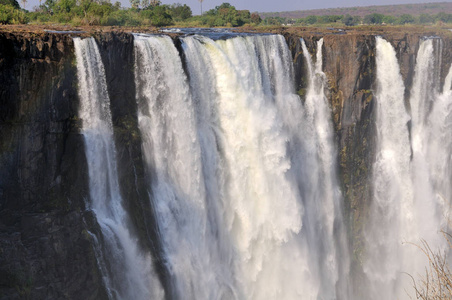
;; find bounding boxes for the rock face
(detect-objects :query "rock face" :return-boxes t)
[0,32,107,299]
[0,28,451,299]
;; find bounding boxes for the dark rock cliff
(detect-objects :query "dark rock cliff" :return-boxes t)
[0,32,107,299]
[1,28,451,299]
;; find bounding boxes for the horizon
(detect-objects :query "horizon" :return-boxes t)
[21,0,452,16]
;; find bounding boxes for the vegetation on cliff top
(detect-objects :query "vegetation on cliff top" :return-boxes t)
[2,0,452,28]
[0,1,261,26]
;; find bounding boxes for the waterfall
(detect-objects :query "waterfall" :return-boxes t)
[409,38,446,282]
[134,33,349,300]
[299,38,350,299]
[74,37,164,300]
[364,36,451,299]
[364,36,413,299]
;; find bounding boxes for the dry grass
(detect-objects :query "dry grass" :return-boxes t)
[407,232,452,300]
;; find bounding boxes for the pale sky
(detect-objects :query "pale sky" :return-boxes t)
[24,0,452,16]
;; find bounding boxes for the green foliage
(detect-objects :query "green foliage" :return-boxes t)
[21,0,452,27]
[0,3,27,24]
[140,5,173,26]
[317,14,342,24]
[398,13,414,24]
[305,15,317,24]
[0,0,19,9]
[168,3,191,21]
[436,12,452,23]
[419,13,434,24]
[200,2,251,27]
[261,16,284,25]
[363,13,384,24]
[342,14,361,26]
[382,15,397,24]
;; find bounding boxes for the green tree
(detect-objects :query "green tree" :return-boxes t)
[363,13,384,24]
[0,3,27,23]
[0,0,19,8]
[436,12,452,23]
[305,15,317,24]
[169,3,191,21]
[382,15,397,24]
[140,4,173,26]
[419,13,434,24]
[398,14,415,24]
[342,14,360,26]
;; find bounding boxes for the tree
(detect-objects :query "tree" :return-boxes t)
[0,0,20,9]
[305,15,317,24]
[140,0,149,9]
[198,0,202,15]
[20,0,25,9]
[398,14,415,24]
[363,13,384,24]
[169,3,191,21]
[0,3,28,23]
[419,13,434,24]
[342,14,360,26]
[149,0,160,6]
[250,12,260,24]
[129,0,139,9]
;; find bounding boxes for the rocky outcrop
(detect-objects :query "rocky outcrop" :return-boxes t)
[0,32,107,299]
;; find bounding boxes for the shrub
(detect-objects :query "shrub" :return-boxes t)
[0,4,28,24]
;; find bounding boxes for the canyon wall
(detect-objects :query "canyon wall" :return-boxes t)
[1,28,451,299]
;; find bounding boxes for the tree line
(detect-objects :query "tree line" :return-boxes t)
[0,0,261,26]
[263,12,452,26]
[2,0,452,27]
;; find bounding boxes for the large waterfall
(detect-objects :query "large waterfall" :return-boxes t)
[133,34,349,299]
[71,32,452,300]
[74,37,164,300]
[363,36,452,299]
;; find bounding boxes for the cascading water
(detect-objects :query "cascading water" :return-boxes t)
[363,36,414,300]
[134,33,349,300]
[364,36,451,300]
[134,34,231,299]
[74,37,164,300]
[72,31,452,300]
[299,38,350,300]
[408,38,447,282]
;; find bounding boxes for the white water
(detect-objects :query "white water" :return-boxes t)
[134,33,349,300]
[299,38,350,299]
[74,37,164,300]
[364,36,452,299]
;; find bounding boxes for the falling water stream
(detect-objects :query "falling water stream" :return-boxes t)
[74,37,164,300]
[364,36,452,300]
[133,33,349,300]
[72,31,452,300]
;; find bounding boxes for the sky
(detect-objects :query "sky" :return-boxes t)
[24,0,452,16]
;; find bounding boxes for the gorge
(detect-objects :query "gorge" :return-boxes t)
[1,27,452,299]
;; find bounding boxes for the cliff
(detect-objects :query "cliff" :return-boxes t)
[0,31,107,299]
[1,26,451,299]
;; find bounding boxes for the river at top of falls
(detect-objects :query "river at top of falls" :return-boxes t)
[74,37,164,300]
[134,33,349,300]
[363,36,452,300]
